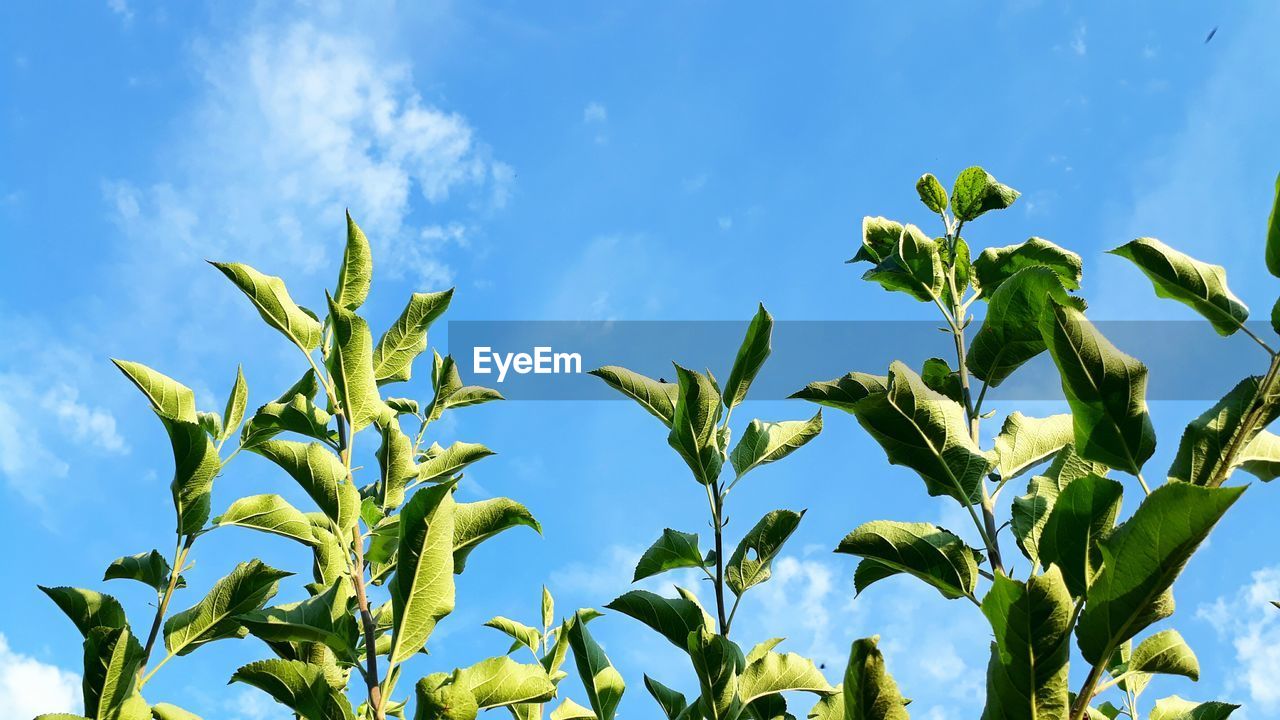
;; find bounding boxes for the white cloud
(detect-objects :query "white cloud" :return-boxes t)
[107,0,133,23]
[0,634,81,718]
[0,339,128,505]
[108,19,510,300]
[717,216,733,231]
[1070,24,1087,56]
[1198,565,1280,711]
[542,233,669,319]
[228,688,294,720]
[583,102,608,124]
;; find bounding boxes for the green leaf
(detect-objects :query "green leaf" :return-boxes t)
[452,497,541,573]
[849,216,906,265]
[862,223,945,302]
[372,290,453,385]
[724,304,773,409]
[1168,376,1280,486]
[221,365,249,443]
[307,520,347,587]
[1010,475,1060,567]
[1076,483,1244,664]
[567,611,625,720]
[214,494,316,545]
[416,441,496,485]
[633,528,706,582]
[644,676,688,720]
[484,616,541,653]
[668,365,725,485]
[836,520,980,600]
[161,416,220,535]
[333,211,373,310]
[39,586,128,636]
[151,704,203,720]
[919,357,962,404]
[605,590,708,648]
[542,586,554,631]
[727,509,805,596]
[948,237,973,305]
[790,372,888,414]
[972,237,1082,295]
[980,566,1073,720]
[413,675,479,720]
[164,559,291,656]
[745,638,785,666]
[950,166,1019,222]
[326,295,391,432]
[1238,429,1280,481]
[1109,237,1249,335]
[849,361,991,504]
[916,173,948,214]
[993,412,1074,484]
[239,579,359,663]
[739,651,834,703]
[968,266,1086,387]
[842,636,908,720]
[197,410,223,440]
[252,440,360,534]
[1150,696,1239,720]
[113,360,218,534]
[730,412,823,479]
[104,551,174,594]
[454,656,557,709]
[239,369,334,449]
[230,659,355,720]
[589,366,678,427]
[375,419,417,510]
[550,698,597,720]
[82,626,149,720]
[210,261,323,351]
[1039,474,1124,596]
[386,397,420,415]
[112,359,198,422]
[390,483,457,663]
[688,627,744,720]
[1265,171,1280,278]
[1130,629,1199,681]
[1040,300,1156,475]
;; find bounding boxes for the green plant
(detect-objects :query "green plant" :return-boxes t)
[35,213,559,720]
[794,168,1280,719]
[589,307,834,720]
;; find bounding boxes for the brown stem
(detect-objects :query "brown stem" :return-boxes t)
[140,534,194,675]
[351,523,384,717]
[336,412,384,719]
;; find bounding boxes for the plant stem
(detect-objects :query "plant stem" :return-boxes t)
[1238,323,1277,356]
[1206,351,1280,488]
[1070,661,1108,720]
[706,480,730,636]
[943,266,1005,575]
[138,533,195,682]
[335,412,386,720]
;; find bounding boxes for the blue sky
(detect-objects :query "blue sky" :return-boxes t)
[4,1,1280,718]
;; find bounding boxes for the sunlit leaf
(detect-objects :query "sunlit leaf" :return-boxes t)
[723,304,773,409]
[980,567,1072,720]
[1040,300,1156,475]
[727,509,804,596]
[210,261,323,351]
[372,289,453,385]
[633,528,705,582]
[390,483,456,663]
[252,440,359,534]
[843,636,908,720]
[951,166,1019,222]
[837,520,980,600]
[164,560,291,656]
[1039,474,1123,596]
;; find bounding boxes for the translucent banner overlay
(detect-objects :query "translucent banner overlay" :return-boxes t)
[446,320,1267,401]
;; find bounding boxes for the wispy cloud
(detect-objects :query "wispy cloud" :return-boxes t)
[1198,565,1280,711]
[0,634,81,718]
[583,102,608,124]
[1071,24,1087,56]
[106,0,133,24]
[107,19,510,302]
